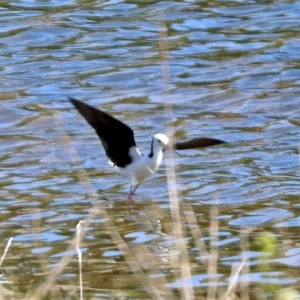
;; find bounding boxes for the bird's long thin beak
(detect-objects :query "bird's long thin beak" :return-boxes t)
[164,144,180,156]
[171,149,180,156]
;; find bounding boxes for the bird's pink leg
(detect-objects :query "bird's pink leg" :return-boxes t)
[127,183,140,203]
[127,185,134,203]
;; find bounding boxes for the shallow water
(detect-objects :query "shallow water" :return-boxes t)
[0,0,299,299]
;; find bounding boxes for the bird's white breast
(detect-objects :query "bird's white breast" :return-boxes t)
[119,146,163,184]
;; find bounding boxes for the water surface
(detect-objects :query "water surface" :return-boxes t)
[0,0,299,299]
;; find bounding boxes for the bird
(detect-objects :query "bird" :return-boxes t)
[69,97,226,202]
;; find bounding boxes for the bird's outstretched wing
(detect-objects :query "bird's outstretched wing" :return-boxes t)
[173,137,226,150]
[70,97,137,168]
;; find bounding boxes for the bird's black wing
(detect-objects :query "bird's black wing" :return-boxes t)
[70,97,137,168]
[173,137,226,150]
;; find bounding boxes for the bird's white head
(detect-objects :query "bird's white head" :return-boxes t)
[153,133,169,148]
[148,133,169,158]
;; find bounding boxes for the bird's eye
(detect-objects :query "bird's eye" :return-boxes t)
[158,140,161,143]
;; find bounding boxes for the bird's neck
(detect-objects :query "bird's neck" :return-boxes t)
[148,147,163,159]
[147,140,164,170]
[148,138,163,159]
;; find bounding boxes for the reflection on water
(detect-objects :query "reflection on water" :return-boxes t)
[0,0,299,298]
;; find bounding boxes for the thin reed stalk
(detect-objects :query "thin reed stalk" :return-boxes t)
[0,238,13,268]
[223,258,247,300]
[158,15,195,300]
[76,220,84,300]
[207,205,219,300]
[240,229,250,300]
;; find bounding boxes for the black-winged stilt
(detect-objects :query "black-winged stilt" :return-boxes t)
[70,97,225,202]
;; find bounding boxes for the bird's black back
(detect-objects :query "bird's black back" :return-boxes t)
[70,97,137,168]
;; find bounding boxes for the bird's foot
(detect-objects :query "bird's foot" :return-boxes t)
[127,197,135,204]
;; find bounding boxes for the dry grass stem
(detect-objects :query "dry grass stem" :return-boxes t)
[76,220,84,300]
[183,202,210,268]
[207,205,219,300]
[0,238,13,268]
[32,217,51,276]
[223,258,247,300]
[159,16,195,300]
[240,229,250,300]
